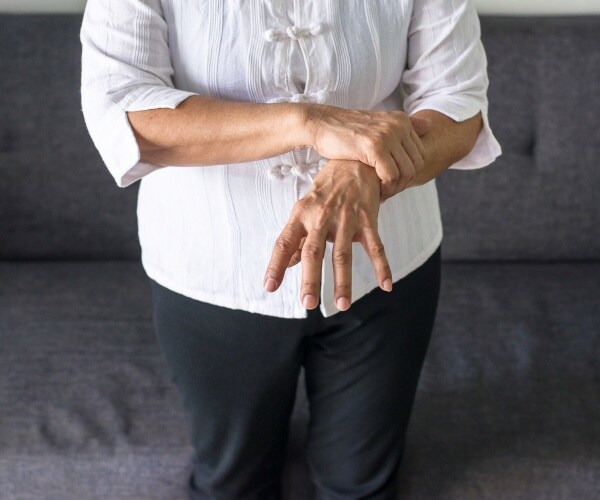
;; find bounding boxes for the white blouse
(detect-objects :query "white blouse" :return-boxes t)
[80,0,502,319]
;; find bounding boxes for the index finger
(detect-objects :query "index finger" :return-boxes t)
[264,221,306,292]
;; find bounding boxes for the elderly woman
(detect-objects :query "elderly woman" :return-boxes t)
[80,0,501,498]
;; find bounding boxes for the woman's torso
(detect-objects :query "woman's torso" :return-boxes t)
[137,0,444,319]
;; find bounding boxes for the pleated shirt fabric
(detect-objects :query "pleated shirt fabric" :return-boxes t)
[80,0,502,319]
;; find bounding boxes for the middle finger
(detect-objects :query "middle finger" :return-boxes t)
[332,220,354,311]
[300,226,328,309]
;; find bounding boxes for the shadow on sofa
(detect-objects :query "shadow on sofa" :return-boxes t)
[0,14,598,500]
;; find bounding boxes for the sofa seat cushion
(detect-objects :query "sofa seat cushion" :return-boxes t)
[0,261,598,499]
[398,260,600,499]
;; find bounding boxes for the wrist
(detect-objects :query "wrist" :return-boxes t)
[290,102,320,150]
[320,159,381,192]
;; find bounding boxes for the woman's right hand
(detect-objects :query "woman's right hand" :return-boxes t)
[300,103,430,199]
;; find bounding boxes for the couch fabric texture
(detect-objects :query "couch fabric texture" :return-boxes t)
[0,14,599,500]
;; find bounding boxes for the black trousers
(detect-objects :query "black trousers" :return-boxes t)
[150,243,441,500]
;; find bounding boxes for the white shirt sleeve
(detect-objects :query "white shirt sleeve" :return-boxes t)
[80,0,199,188]
[400,0,502,170]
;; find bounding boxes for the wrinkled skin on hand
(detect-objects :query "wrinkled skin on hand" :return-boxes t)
[263,159,393,311]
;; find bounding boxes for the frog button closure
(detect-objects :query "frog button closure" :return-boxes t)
[264,22,327,182]
[267,158,329,181]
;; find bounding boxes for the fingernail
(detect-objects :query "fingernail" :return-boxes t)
[336,297,350,310]
[302,294,316,309]
[383,278,392,292]
[264,277,277,292]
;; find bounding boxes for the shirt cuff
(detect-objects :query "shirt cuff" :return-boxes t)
[90,86,198,188]
[407,94,503,171]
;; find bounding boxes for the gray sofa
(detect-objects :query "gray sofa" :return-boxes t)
[1,14,598,500]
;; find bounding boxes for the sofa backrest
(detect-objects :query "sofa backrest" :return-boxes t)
[0,15,140,261]
[0,15,598,261]
[437,16,600,260]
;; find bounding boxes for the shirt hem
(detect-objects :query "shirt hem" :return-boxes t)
[142,226,443,320]
[141,254,310,319]
[319,227,443,317]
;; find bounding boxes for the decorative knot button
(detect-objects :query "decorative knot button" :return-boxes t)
[264,23,323,42]
[267,159,329,180]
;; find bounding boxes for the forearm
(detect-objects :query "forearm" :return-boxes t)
[126,95,310,166]
[408,109,484,187]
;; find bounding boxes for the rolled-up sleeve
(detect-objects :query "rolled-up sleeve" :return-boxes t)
[400,0,502,170]
[80,0,199,188]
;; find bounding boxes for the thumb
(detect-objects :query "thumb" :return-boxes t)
[410,115,433,136]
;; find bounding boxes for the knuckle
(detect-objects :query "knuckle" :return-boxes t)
[335,283,352,294]
[368,241,386,256]
[382,171,398,184]
[380,121,394,135]
[335,286,352,300]
[333,250,352,265]
[393,111,410,126]
[337,205,354,219]
[381,179,394,192]
[291,200,306,217]
[312,214,328,231]
[301,281,320,292]
[302,242,322,259]
[396,179,409,191]
[273,237,294,254]
[364,135,382,152]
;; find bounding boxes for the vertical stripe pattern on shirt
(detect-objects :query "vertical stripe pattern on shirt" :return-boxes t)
[325,0,351,108]
[248,0,288,312]
[207,0,223,99]
[80,0,501,318]
[364,1,382,110]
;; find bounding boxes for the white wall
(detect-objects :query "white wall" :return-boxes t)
[475,0,600,15]
[0,0,85,13]
[0,0,599,15]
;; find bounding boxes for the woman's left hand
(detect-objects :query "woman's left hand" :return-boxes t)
[262,159,393,311]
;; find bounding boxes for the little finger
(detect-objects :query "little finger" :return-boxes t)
[410,128,426,158]
[402,138,425,176]
[379,179,397,203]
[373,151,401,186]
[391,146,417,191]
[358,226,393,292]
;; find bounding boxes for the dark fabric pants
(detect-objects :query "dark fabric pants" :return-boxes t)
[149,243,441,500]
